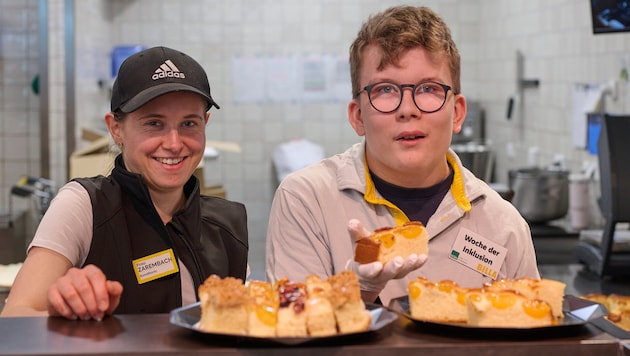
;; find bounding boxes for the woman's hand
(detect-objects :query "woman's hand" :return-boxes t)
[47,264,123,321]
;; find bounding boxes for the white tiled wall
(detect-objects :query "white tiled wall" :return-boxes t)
[0,0,64,239]
[47,0,67,187]
[2,0,630,277]
[0,0,40,216]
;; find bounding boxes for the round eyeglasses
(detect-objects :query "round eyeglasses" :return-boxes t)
[355,81,453,114]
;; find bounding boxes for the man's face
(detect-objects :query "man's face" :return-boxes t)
[348,45,466,188]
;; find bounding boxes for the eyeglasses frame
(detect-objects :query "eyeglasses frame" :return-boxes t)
[355,81,453,114]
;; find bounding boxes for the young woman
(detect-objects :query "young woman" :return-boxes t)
[1,47,248,320]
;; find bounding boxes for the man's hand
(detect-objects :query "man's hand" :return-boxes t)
[47,264,123,321]
[345,219,428,295]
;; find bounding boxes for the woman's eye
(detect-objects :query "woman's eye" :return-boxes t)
[146,120,161,127]
[182,120,199,128]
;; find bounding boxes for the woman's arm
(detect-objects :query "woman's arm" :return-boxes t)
[1,247,72,316]
[1,182,122,320]
[1,248,123,320]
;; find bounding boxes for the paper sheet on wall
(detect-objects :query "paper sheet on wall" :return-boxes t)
[300,54,351,103]
[266,55,300,103]
[231,54,350,104]
[232,56,266,104]
[329,55,352,99]
[571,84,604,148]
[301,55,328,102]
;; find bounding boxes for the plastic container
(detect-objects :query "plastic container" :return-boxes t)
[111,45,146,78]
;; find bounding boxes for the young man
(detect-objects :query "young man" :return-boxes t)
[266,5,539,305]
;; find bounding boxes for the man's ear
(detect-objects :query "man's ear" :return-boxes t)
[452,94,467,134]
[348,99,366,136]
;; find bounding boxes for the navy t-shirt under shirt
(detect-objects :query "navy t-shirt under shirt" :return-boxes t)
[370,166,454,225]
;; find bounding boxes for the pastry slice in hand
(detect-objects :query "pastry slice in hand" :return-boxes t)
[354,221,429,264]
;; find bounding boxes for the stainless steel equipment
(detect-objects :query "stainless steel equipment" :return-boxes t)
[9,176,57,226]
[574,113,630,277]
[0,210,26,264]
[508,167,569,223]
[451,101,494,182]
[453,101,485,144]
[451,143,493,182]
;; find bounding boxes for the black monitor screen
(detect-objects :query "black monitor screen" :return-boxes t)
[598,113,630,220]
[590,0,630,34]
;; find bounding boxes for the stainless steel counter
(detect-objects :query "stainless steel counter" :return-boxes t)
[0,311,622,356]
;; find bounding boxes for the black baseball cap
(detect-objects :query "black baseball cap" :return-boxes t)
[110,46,220,113]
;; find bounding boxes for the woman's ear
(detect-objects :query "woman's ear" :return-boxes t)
[348,99,366,136]
[452,94,467,134]
[105,112,122,144]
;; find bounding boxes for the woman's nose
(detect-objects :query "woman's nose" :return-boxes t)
[163,129,184,149]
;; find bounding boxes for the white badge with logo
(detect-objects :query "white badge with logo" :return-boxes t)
[448,227,507,279]
[132,248,179,284]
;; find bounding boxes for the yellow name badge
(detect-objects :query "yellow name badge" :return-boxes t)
[132,248,179,284]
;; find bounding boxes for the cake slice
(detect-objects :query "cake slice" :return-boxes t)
[275,278,308,337]
[354,221,429,265]
[606,294,630,316]
[581,293,630,331]
[304,275,337,336]
[466,289,556,328]
[247,280,278,337]
[485,278,566,319]
[609,310,630,331]
[580,293,609,307]
[198,274,249,334]
[605,294,630,330]
[408,277,469,323]
[327,270,371,333]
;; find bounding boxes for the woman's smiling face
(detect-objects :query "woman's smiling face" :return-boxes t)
[107,91,209,195]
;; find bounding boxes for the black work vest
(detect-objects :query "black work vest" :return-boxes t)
[74,156,248,314]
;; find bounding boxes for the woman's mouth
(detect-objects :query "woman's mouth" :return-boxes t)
[155,157,185,165]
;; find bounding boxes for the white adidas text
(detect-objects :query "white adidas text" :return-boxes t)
[152,71,185,80]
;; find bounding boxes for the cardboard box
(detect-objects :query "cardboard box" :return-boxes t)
[201,185,226,198]
[194,162,226,198]
[69,135,116,179]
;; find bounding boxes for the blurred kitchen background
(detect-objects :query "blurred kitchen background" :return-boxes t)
[2,0,630,281]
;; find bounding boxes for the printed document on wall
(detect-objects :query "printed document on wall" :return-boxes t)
[232,55,265,104]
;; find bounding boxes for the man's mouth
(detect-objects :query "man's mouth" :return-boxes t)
[396,134,424,141]
[155,157,184,165]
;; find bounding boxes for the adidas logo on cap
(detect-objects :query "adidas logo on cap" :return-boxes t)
[152,59,185,80]
[111,46,219,112]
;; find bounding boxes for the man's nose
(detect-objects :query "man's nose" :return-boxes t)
[399,87,420,114]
